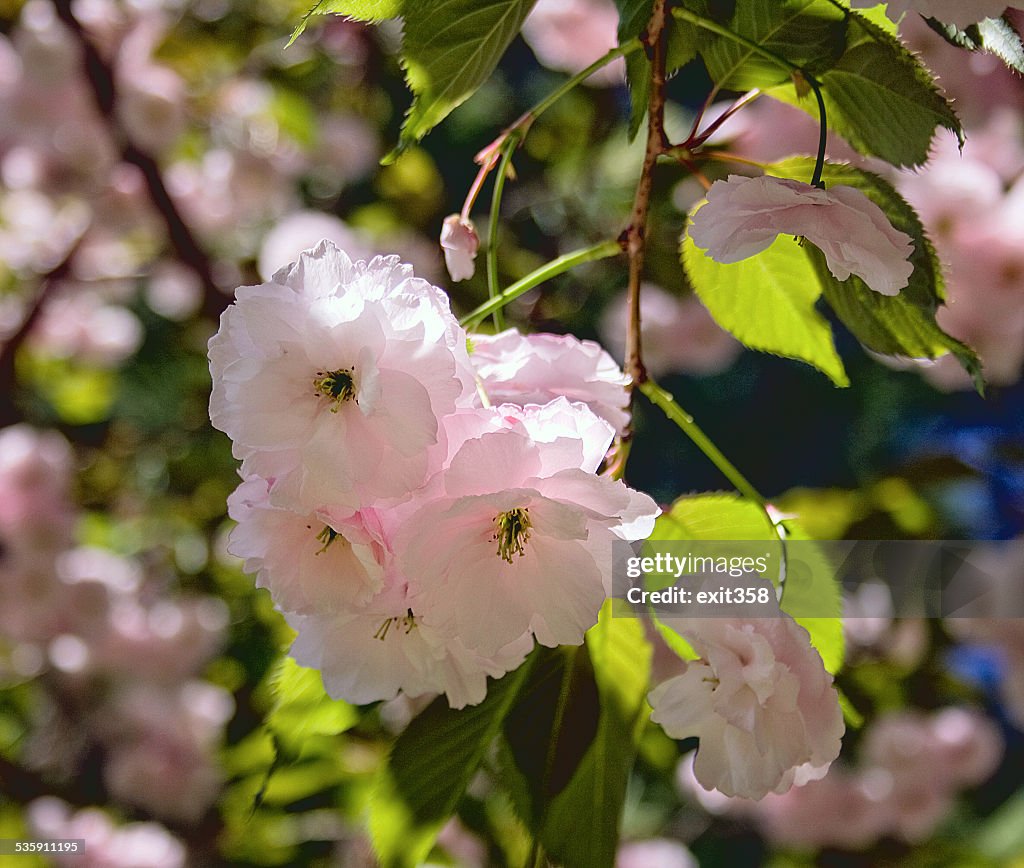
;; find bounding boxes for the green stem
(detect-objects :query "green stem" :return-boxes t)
[486,136,518,331]
[460,240,621,330]
[639,378,790,597]
[673,7,797,74]
[527,39,642,122]
[808,76,828,188]
[672,7,829,189]
[639,378,766,506]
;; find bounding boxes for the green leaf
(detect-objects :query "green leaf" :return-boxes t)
[925,15,1024,75]
[699,0,848,91]
[681,212,849,386]
[646,493,777,660]
[769,157,984,392]
[369,654,536,868]
[288,0,402,46]
[540,606,651,868]
[508,603,652,868]
[648,493,844,674]
[768,10,961,167]
[777,523,844,674]
[266,657,359,756]
[384,0,538,163]
[650,492,775,542]
[615,1,698,139]
[500,647,600,829]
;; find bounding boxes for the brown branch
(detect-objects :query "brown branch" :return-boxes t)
[0,246,79,428]
[51,0,228,322]
[623,0,670,408]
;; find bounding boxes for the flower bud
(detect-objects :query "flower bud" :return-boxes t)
[440,214,479,282]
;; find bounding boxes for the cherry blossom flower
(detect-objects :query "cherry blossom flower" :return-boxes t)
[649,609,844,799]
[29,798,186,868]
[616,838,697,868]
[400,405,659,656]
[439,213,479,282]
[851,0,1008,28]
[208,242,475,511]
[257,210,373,281]
[688,174,915,296]
[470,328,631,433]
[521,0,624,86]
[287,583,534,708]
[227,475,387,611]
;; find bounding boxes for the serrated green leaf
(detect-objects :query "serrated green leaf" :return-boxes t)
[699,0,847,91]
[370,654,535,868]
[535,603,652,868]
[769,157,984,392]
[682,214,849,386]
[385,0,537,163]
[925,14,1024,75]
[768,10,961,167]
[288,0,402,46]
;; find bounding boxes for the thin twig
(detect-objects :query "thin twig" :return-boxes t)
[51,0,227,321]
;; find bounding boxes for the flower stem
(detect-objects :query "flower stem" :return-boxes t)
[808,75,828,189]
[672,7,798,74]
[486,136,519,331]
[638,379,766,506]
[526,40,642,123]
[460,240,622,330]
[671,7,828,188]
[639,378,789,595]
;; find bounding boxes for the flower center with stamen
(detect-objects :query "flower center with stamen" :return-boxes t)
[313,367,356,411]
[314,525,341,555]
[493,508,531,563]
[373,609,417,640]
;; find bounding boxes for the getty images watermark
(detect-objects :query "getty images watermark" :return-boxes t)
[611,539,1024,618]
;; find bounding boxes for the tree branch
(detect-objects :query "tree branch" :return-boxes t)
[50,0,227,322]
[0,246,79,428]
[623,0,670,410]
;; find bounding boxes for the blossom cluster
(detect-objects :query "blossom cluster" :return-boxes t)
[212,241,659,708]
[0,425,232,854]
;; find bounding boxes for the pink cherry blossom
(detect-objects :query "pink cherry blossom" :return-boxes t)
[688,174,915,296]
[649,612,844,799]
[521,0,625,86]
[749,766,891,850]
[616,838,697,868]
[97,682,231,823]
[227,475,387,611]
[208,242,475,511]
[28,798,186,868]
[851,0,1008,28]
[439,214,479,282]
[470,328,631,433]
[257,210,373,281]
[400,408,659,656]
[287,583,535,708]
